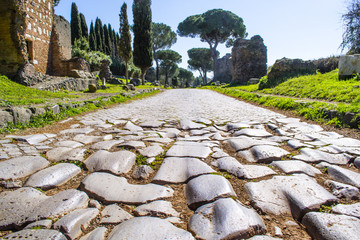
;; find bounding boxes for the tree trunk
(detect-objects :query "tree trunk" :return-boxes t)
[154,51,160,81]
[204,70,207,85]
[210,46,218,81]
[141,68,146,85]
[165,69,169,86]
[125,61,129,85]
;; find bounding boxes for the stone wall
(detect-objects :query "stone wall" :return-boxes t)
[50,14,71,76]
[0,0,27,78]
[214,54,232,83]
[231,35,267,85]
[23,0,54,74]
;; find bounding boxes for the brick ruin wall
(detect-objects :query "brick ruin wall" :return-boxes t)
[24,0,54,74]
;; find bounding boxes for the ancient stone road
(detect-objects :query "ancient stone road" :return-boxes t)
[0,89,360,239]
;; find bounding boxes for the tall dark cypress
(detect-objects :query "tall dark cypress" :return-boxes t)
[100,23,106,53]
[95,18,103,52]
[119,2,132,83]
[79,13,88,41]
[133,0,153,85]
[70,2,82,44]
[89,21,97,51]
[103,24,112,55]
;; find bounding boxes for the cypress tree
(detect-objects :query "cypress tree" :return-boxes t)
[89,21,97,51]
[100,23,106,53]
[79,13,88,41]
[119,2,132,84]
[95,18,103,52]
[133,0,153,85]
[103,24,112,55]
[70,2,82,45]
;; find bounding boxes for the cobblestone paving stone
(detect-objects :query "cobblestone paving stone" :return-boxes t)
[0,89,360,239]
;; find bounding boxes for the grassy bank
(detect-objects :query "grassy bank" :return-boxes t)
[203,70,360,129]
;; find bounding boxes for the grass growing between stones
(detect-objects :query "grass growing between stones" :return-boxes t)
[0,75,80,106]
[0,90,161,134]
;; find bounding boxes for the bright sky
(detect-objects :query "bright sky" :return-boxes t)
[55,0,347,73]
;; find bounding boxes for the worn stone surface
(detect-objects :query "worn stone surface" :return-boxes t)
[271,160,321,177]
[0,156,49,180]
[0,229,67,240]
[24,219,52,230]
[238,145,289,163]
[55,140,84,149]
[245,175,337,220]
[302,212,360,240]
[54,208,99,239]
[166,141,212,158]
[227,137,277,151]
[107,217,195,240]
[180,119,205,130]
[124,121,143,132]
[339,54,360,80]
[0,188,88,230]
[137,144,164,157]
[85,150,136,175]
[134,200,180,218]
[189,198,266,240]
[46,147,86,162]
[293,148,351,165]
[100,204,132,224]
[153,157,215,184]
[79,227,107,240]
[332,203,360,219]
[81,172,174,205]
[325,180,360,199]
[355,157,360,169]
[90,140,124,150]
[24,163,81,190]
[233,128,272,138]
[186,174,236,210]
[73,134,112,145]
[132,165,154,180]
[327,165,360,188]
[11,134,50,145]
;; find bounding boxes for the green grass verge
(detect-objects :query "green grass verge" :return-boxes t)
[0,90,160,134]
[226,70,360,104]
[0,75,80,106]
[203,86,360,129]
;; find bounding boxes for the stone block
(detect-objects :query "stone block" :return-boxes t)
[339,54,360,80]
[0,110,13,128]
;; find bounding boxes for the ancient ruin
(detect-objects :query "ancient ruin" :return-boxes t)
[231,35,267,85]
[0,0,90,86]
[214,53,232,83]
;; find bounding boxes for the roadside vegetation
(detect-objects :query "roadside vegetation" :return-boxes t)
[203,70,360,130]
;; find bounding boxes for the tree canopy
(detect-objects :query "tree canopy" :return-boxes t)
[178,68,194,88]
[157,50,182,86]
[152,23,177,80]
[119,2,132,83]
[341,0,360,54]
[133,0,153,84]
[79,13,88,41]
[187,48,218,84]
[178,9,246,80]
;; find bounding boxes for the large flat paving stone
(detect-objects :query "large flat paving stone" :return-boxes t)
[10,134,51,145]
[212,157,276,179]
[107,217,195,240]
[134,200,180,218]
[323,137,360,147]
[137,144,164,157]
[55,140,84,149]
[54,208,99,239]
[227,136,278,151]
[0,229,67,240]
[0,156,49,180]
[327,165,360,188]
[60,127,94,135]
[293,148,352,165]
[165,141,212,158]
[325,180,360,199]
[186,174,236,210]
[118,141,146,149]
[238,145,289,163]
[81,172,174,205]
[90,140,124,150]
[245,174,338,221]
[124,121,143,132]
[100,204,133,224]
[73,134,112,145]
[302,212,360,240]
[24,163,81,190]
[84,150,136,175]
[332,203,360,219]
[152,157,215,184]
[271,160,321,177]
[0,188,88,230]
[180,119,205,130]
[188,198,266,240]
[46,147,86,162]
[233,128,272,138]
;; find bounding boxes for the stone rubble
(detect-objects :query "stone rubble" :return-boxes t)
[1,89,360,239]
